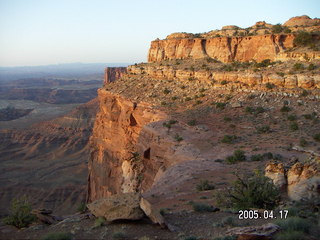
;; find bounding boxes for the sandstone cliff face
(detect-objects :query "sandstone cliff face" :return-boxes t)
[265,160,320,201]
[148,34,295,63]
[104,67,127,85]
[127,65,320,90]
[87,89,166,202]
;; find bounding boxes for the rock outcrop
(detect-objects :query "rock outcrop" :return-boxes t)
[283,15,320,27]
[226,223,280,240]
[265,160,320,201]
[87,192,144,221]
[104,67,127,85]
[87,89,166,202]
[148,34,295,63]
[127,65,320,90]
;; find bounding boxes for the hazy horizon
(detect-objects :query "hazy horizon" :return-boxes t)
[0,0,319,67]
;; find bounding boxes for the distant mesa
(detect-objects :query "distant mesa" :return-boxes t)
[283,15,320,27]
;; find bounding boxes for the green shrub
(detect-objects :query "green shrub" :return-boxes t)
[275,231,306,240]
[77,202,86,213]
[221,80,228,85]
[287,115,297,121]
[184,236,197,240]
[256,125,271,134]
[41,232,72,240]
[192,202,216,212]
[187,119,197,126]
[163,88,170,94]
[313,133,320,142]
[174,133,183,142]
[185,97,192,101]
[280,106,291,112]
[300,90,309,97]
[276,72,285,77]
[216,102,226,110]
[265,82,275,89]
[159,208,167,216]
[299,138,308,147]
[225,150,246,164]
[263,152,273,159]
[221,135,237,144]
[93,217,105,228]
[216,171,280,209]
[250,154,263,161]
[293,31,313,47]
[113,231,126,240]
[4,196,36,228]
[293,63,304,71]
[196,180,215,191]
[308,63,316,71]
[271,24,283,33]
[290,122,299,131]
[223,116,232,122]
[275,217,312,234]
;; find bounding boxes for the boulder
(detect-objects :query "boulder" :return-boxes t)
[140,197,165,227]
[265,162,287,189]
[87,192,144,222]
[226,223,280,240]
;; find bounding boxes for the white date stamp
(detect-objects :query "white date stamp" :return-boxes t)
[238,210,288,219]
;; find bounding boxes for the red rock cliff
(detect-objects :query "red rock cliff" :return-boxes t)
[104,67,127,85]
[148,34,295,63]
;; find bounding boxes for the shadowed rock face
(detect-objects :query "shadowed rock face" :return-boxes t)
[104,67,127,85]
[148,34,295,63]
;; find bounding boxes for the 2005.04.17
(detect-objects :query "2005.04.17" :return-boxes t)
[238,210,288,219]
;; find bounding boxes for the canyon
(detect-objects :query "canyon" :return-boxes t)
[1,16,320,240]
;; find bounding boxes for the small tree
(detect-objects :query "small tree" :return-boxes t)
[4,196,35,228]
[294,31,313,47]
[215,171,280,210]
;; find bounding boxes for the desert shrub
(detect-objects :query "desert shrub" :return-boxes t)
[276,72,285,77]
[188,119,197,126]
[195,100,203,105]
[174,133,183,142]
[287,114,297,121]
[221,135,237,144]
[265,82,275,89]
[171,96,178,100]
[184,236,197,240]
[185,97,192,101]
[225,150,246,164]
[196,180,215,191]
[280,106,291,112]
[292,63,304,71]
[4,196,36,228]
[192,202,216,212]
[308,63,316,70]
[290,122,299,131]
[271,24,283,33]
[303,114,314,120]
[221,80,228,85]
[255,59,273,68]
[159,208,167,216]
[93,217,105,228]
[41,232,72,240]
[163,88,170,94]
[299,138,308,147]
[275,231,306,240]
[293,31,313,47]
[215,171,280,210]
[250,154,263,161]
[256,125,271,134]
[275,217,312,234]
[214,237,237,240]
[215,102,226,109]
[113,231,126,240]
[77,202,86,213]
[313,133,320,142]
[263,152,273,159]
[300,90,309,97]
[223,116,232,122]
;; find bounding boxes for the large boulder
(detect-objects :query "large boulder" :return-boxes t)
[87,192,144,222]
[140,197,165,227]
[226,223,280,240]
[265,162,287,189]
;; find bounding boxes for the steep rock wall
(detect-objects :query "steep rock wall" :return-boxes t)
[87,89,166,202]
[148,34,295,63]
[127,65,320,90]
[104,67,127,85]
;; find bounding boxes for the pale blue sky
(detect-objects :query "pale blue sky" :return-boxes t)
[0,0,319,67]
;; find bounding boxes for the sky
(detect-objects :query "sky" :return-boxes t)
[0,0,319,67]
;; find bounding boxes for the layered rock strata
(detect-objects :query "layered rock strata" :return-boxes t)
[104,67,127,85]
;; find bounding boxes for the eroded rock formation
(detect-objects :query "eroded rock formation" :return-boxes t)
[104,67,127,85]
